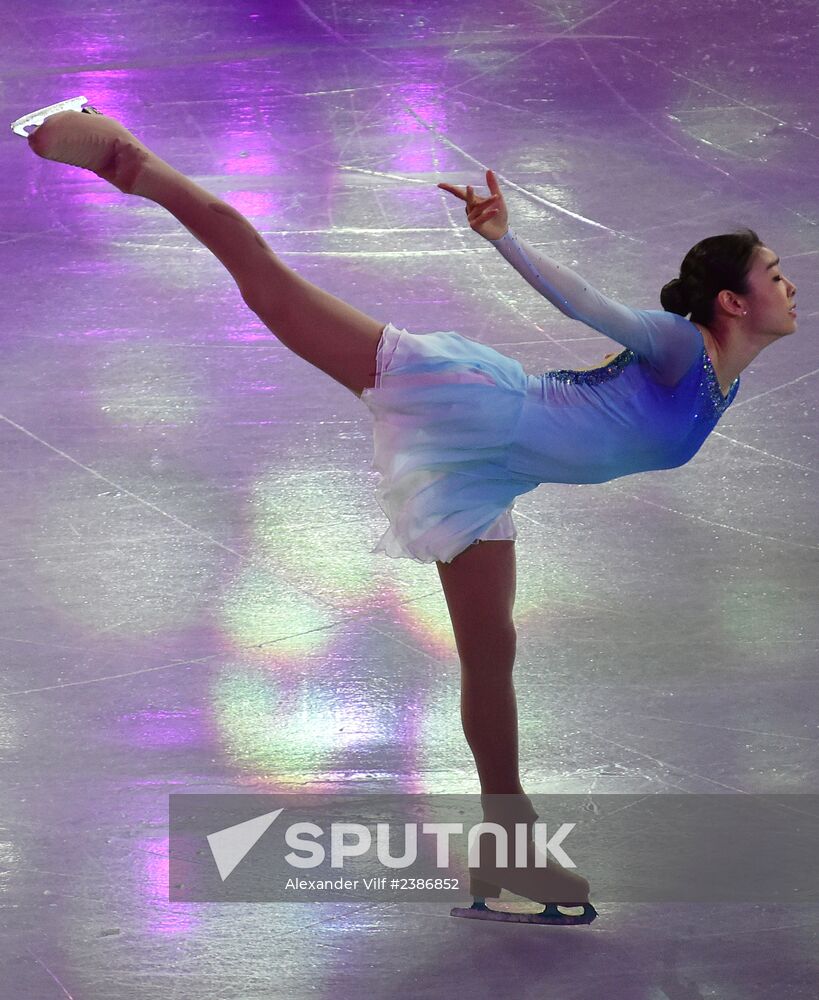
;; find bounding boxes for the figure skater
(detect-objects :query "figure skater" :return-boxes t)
[17,102,797,927]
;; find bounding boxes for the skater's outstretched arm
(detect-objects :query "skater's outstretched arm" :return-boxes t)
[439,171,703,381]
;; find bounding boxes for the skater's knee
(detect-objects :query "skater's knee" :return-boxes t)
[456,620,517,675]
[240,282,287,326]
[240,283,263,313]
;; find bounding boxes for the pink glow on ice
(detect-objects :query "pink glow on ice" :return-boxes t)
[387,77,449,174]
[117,707,206,749]
[137,835,200,936]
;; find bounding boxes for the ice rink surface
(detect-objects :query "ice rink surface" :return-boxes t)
[0,1,817,997]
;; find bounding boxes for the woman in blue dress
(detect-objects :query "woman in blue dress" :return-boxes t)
[22,106,797,925]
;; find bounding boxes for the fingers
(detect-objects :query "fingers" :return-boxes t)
[439,174,503,204]
[486,169,501,195]
[467,194,500,219]
[437,182,468,203]
[467,201,500,231]
[438,175,503,227]
[470,205,500,226]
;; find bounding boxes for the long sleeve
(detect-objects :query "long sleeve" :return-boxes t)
[490,228,703,380]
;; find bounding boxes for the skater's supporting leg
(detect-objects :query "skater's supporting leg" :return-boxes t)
[28,111,385,397]
[436,540,525,796]
[436,547,598,920]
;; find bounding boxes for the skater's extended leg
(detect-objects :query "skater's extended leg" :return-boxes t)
[27,111,384,397]
[436,540,524,796]
[140,165,385,396]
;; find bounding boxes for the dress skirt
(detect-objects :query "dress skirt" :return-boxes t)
[360,323,538,564]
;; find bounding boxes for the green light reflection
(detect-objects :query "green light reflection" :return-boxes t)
[211,663,382,779]
[718,576,798,653]
[218,565,336,660]
[249,468,379,603]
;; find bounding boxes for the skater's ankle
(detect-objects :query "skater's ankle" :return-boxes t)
[480,790,538,828]
[89,138,153,197]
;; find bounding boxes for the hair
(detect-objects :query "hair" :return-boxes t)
[660,228,763,326]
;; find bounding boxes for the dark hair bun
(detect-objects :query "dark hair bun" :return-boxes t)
[660,277,689,317]
[661,228,761,326]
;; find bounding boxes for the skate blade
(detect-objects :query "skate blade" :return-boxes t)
[10,96,90,137]
[450,901,597,926]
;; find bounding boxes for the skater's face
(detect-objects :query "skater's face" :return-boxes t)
[735,246,797,338]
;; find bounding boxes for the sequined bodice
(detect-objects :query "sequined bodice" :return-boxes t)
[540,347,738,415]
[505,347,740,484]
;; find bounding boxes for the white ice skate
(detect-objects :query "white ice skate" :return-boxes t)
[14,98,152,195]
[450,793,599,926]
[10,96,100,137]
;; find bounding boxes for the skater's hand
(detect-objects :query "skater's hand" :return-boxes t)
[438,169,509,241]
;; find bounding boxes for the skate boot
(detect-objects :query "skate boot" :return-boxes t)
[450,792,598,926]
[15,97,152,194]
[10,96,96,137]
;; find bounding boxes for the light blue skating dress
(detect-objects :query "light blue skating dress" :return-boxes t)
[360,229,740,564]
